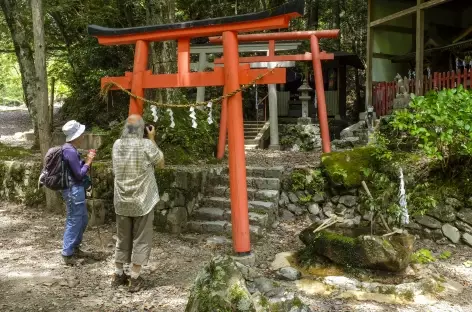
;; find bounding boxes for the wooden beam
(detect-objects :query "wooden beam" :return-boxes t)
[213,52,334,64]
[366,0,373,110]
[370,0,452,27]
[102,67,287,89]
[415,0,425,96]
[453,26,472,44]
[376,25,414,34]
[373,52,398,59]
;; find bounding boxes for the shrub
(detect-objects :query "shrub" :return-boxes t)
[390,86,472,169]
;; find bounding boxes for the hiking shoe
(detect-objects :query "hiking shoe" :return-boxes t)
[62,255,76,266]
[111,273,130,288]
[128,276,145,293]
[74,248,93,258]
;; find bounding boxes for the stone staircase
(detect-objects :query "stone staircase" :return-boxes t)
[226,121,269,150]
[187,166,283,237]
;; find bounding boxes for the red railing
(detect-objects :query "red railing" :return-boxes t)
[373,70,472,116]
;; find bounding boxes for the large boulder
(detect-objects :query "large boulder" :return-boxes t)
[427,204,456,223]
[299,227,415,272]
[185,256,255,312]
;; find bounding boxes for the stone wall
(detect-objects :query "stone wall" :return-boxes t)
[279,167,472,247]
[0,160,224,234]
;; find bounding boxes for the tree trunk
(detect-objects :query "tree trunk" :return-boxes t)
[1,0,39,135]
[312,0,319,30]
[333,0,341,50]
[31,0,60,210]
[145,0,177,103]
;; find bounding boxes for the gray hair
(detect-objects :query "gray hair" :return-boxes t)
[121,114,145,139]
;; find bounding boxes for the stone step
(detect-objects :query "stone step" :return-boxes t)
[226,139,260,145]
[202,197,276,211]
[244,144,259,150]
[187,220,263,237]
[217,166,284,179]
[192,207,269,227]
[210,186,279,202]
[244,124,264,129]
[211,175,281,190]
[244,131,260,138]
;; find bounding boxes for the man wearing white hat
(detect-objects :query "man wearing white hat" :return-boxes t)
[61,120,96,265]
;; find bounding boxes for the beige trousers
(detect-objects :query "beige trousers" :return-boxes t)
[114,209,154,266]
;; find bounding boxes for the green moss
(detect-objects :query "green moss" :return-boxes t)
[321,147,377,188]
[439,251,452,260]
[289,168,326,199]
[379,286,396,295]
[0,143,35,160]
[411,249,435,264]
[291,296,303,308]
[155,168,175,191]
[259,295,269,308]
[400,289,415,301]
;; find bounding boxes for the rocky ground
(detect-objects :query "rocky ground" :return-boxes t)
[1,203,471,312]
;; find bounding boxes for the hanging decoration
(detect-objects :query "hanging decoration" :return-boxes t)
[207,102,213,125]
[427,67,431,79]
[150,105,158,122]
[189,107,197,128]
[167,108,175,128]
[398,167,409,226]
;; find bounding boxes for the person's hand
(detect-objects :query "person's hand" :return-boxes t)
[146,125,156,140]
[86,149,96,165]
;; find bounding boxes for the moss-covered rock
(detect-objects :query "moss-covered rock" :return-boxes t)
[299,227,415,272]
[185,255,255,312]
[321,147,377,188]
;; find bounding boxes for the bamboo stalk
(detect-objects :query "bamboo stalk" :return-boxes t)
[361,181,392,233]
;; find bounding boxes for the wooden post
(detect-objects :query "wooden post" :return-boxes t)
[415,0,424,95]
[217,86,228,159]
[310,35,331,153]
[366,0,374,110]
[129,40,149,116]
[222,31,251,255]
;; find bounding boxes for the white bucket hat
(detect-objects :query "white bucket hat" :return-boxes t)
[62,120,86,142]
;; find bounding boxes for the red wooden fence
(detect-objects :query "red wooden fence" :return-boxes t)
[373,70,472,117]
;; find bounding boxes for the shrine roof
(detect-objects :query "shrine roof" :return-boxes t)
[88,0,304,37]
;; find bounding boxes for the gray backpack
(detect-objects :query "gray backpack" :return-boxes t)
[39,146,68,190]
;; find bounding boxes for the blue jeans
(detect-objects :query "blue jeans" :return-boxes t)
[62,185,88,256]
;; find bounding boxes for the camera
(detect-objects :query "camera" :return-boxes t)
[143,124,155,138]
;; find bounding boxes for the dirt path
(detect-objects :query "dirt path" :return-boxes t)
[0,203,471,312]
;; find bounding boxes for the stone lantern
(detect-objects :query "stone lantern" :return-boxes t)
[297,76,312,125]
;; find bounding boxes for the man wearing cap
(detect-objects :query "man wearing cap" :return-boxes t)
[111,115,164,292]
[61,120,96,265]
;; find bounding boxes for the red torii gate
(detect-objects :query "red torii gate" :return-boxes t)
[209,30,340,157]
[88,0,335,257]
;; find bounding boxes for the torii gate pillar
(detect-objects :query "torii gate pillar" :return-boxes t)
[223,31,251,252]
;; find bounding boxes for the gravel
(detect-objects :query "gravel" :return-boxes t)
[0,106,61,148]
[0,202,471,312]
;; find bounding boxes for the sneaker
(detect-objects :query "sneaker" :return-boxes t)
[111,273,130,287]
[128,276,145,293]
[62,255,76,266]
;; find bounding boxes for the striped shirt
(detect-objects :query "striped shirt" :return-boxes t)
[112,138,163,217]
